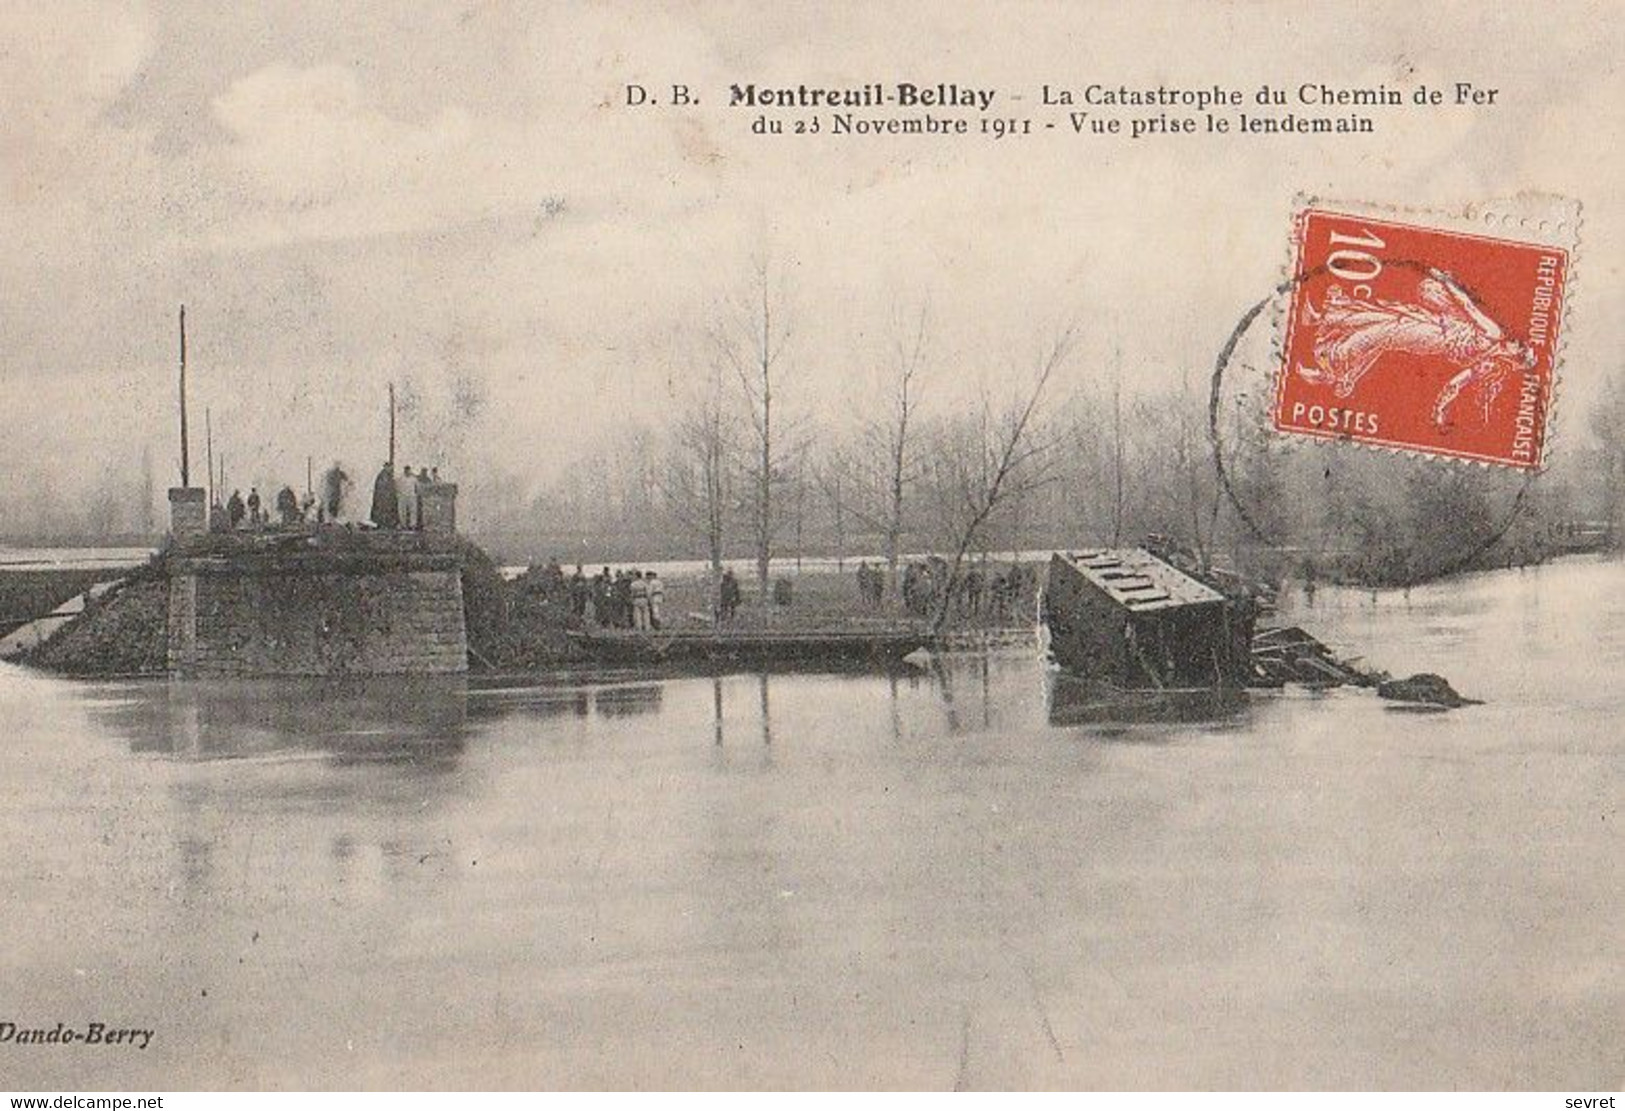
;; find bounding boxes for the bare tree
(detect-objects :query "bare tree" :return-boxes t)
[874,307,928,593]
[815,442,849,571]
[790,449,807,570]
[825,305,929,597]
[923,327,1075,632]
[1056,387,1113,542]
[661,357,737,621]
[1175,368,1217,569]
[714,261,794,608]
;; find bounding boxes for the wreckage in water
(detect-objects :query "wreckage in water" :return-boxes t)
[1041,549,1256,690]
[1042,547,1476,714]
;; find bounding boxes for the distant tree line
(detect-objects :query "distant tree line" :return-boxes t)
[494,268,1623,592]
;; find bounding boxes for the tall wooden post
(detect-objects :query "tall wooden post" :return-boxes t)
[205,407,214,510]
[388,382,397,467]
[178,305,190,487]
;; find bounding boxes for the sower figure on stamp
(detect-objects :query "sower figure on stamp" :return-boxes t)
[1297,270,1535,430]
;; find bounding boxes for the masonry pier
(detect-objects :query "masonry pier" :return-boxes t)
[163,484,468,679]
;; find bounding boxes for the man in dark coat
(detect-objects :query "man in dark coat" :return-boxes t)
[321,463,349,523]
[613,571,633,628]
[275,485,300,526]
[370,462,399,529]
[568,565,588,619]
[719,568,741,622]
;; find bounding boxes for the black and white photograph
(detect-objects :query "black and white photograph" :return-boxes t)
[0,0,1620,1097]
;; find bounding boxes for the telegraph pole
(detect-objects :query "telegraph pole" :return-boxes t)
[178,306,191,487]
[205,407,214,510]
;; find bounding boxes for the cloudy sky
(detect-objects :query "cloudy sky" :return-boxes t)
[1,1,1619,533]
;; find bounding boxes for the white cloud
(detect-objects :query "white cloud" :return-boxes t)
[0,2,156,232]
[197,63,540,248]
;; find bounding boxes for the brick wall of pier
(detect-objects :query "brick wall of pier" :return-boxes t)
[166,544,468,678]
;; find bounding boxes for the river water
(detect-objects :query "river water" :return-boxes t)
[0,557,1619,1090]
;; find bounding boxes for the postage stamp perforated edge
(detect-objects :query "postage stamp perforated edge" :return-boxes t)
[1268,193,1583,471]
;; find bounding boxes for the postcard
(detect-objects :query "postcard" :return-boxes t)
[0,1,1619,1094]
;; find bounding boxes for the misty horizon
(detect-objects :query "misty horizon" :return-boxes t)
[4,3,1620,553]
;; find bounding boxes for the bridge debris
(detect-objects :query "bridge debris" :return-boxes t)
[1376,673,1482,708]
[1248,625,1377,688]
[1042,546,1480,710]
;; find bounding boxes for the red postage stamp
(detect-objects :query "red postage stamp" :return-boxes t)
[1274,204,1573,469]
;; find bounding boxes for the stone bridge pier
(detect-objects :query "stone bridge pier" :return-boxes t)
[165,487,469,679]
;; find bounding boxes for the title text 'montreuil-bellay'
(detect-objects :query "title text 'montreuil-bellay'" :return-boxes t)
[730,83,998,112]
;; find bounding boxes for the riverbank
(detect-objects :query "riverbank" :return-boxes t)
[2,542,1038,678]
[577,563,1040,632]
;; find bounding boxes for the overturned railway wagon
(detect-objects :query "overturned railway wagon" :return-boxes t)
[1042,549,1255,690]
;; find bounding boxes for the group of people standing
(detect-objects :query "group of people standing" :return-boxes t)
[531,562,747,632]
[370,462,445,530]
[858,557,1036,623]
[215,484,316,532]
[854,561,886,608]
[206,460,448,533]
[899,557,958,617]
[566,566,666,631]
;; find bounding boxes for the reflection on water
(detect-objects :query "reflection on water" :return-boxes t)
[0,556,1622,1089]
[93,676,470,767]
[1045,671,1252,729]
[591,682,665,718]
